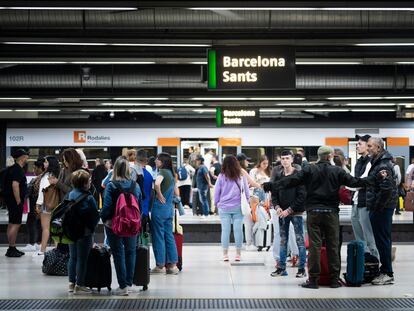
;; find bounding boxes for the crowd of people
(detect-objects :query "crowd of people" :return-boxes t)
[0,136,403,294]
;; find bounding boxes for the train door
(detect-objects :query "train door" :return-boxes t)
[180,140,219,166]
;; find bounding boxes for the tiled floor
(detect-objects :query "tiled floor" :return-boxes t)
[0,244,413,299]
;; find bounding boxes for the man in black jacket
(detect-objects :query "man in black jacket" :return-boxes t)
[264,146,384,289]
[366,137,398,286]
[270,150,307,279]
[351,135,380,260]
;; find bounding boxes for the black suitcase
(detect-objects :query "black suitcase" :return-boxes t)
[133,241,150,291]
[85,246,112,292]
[364,253,380,283]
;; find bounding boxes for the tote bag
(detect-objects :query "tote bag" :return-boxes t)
[240,177,251,216]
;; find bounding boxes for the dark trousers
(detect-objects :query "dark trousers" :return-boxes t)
[307,211,340,283]
[179,185,191,207]
[26,211,41,245]
[370,208,394,276]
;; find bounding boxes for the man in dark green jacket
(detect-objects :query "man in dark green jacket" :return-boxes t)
[264,146,386,289]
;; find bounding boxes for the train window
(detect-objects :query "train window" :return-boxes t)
[241,147,266,169]
[221,146,237,160]
[161,146,178,167]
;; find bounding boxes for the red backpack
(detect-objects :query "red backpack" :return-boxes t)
[112,182,141,237]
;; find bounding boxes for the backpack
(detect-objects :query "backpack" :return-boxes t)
[62,193,94,242]
[177,166,188,181]
[112,182,141,237]
[50,193,89,244]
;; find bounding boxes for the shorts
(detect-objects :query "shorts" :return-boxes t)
[6,200,23,225]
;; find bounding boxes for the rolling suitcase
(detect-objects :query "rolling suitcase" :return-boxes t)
[173,209,183,271]
[344,240,365,287]
[405,191,414,211]
[85,246,112,292]
[307,246,330,286]
[133,232,150,291]
[254,220,272,251]
[363,253,380,283]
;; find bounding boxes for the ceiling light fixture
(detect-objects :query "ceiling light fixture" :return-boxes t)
[0,61,68,64]
[249,97,305,101]
[111,43,211,47]
[276,103,324,106]
[385,96,414,99]
[153,103,203,107]
[189,7,414,11]
[191,97,247,101]
[351,109,396,112]
[305,109,350,112]
[327,97,383,100]
[3,41,108,46]
[193,109,216,113]
[346,103,395,106]
[112,97,169,100]
[356,43,414,46]
[0,109,13,112]
[128,109,173,112]
[15,109,60,112]
[100,103,151,106]
[81,109,126,112]
[0,97,32,100]
[70,61,155,64]
[0,7,138,10]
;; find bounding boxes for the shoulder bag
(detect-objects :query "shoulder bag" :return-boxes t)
[43,184,60,212]
[240,177,251,216]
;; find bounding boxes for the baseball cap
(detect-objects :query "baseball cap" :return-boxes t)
[317,146,334,157]
[355,134,371,142]
[195,155,204,162]
[236,153,252,162]
[12,149,29,159]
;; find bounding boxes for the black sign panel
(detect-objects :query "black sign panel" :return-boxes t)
[208,46,296,90]
[217,107,260,127]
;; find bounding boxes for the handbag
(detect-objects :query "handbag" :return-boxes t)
[239,177,251,216]
[405,191,414,212]
[43,184,60,212]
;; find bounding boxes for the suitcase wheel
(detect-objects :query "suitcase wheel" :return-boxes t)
[97,288,101,292]
[143,285,148,291]
[107,287,111,291]
[266,246,271,252]
[257,247,263,252]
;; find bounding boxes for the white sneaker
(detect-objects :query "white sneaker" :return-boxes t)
[74,285,92,295]
[372,273,394,285]
[166,266,179,275]
[151,266,166,274]
[113,287,128,296]
[245,245,257,252]
[201,215,207,219]
[68,283,75,293]
[127,286,139,293]
[23,244,37,252]
[32,251,44,257]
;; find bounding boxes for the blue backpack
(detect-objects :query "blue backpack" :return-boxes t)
[177,166,188,181]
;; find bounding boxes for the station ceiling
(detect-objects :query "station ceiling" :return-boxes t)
[1,0,414,120]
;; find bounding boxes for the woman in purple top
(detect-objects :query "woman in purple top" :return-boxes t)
[214,156,250,262]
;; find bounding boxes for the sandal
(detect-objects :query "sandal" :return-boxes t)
[235,255,241,262]
[223,255,229,262]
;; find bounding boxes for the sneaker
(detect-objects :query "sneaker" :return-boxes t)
[113,287,128,296]
[301,280,319,289]
[68,283,75,293]
[127,286,139,293]
[270,268,288,277]
[15,248,25,256]
[223,255,229,262]
[291,255,299,267]
[32,251,44,257]
[391,247,396,262]
[372,273,394,285]
[23,244,37,252]
[245,245,257,252]
[296,269,307,278]
[73,285,92,295]
[151,266,166,274]
[330,280,342,288]
[166,266,180,275]
[234,255,241,262]
[5,247,23,258]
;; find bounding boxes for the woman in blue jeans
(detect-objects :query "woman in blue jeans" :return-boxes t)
[101,156,142,296]
[150,152,180,275]
[214,156,250,262]
[67,170,100,295]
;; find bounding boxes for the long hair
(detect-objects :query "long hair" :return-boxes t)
[112,156,130,181]
[62,148,83,173]
[255,155,271,177]
[45,156,60,177]
[156,152,174,175]
[221,156,241,181]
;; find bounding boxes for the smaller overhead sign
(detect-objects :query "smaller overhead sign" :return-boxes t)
[216,107,260,127]
[208,46,296,90]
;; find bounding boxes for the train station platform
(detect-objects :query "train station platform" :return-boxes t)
[0,244,413,310]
